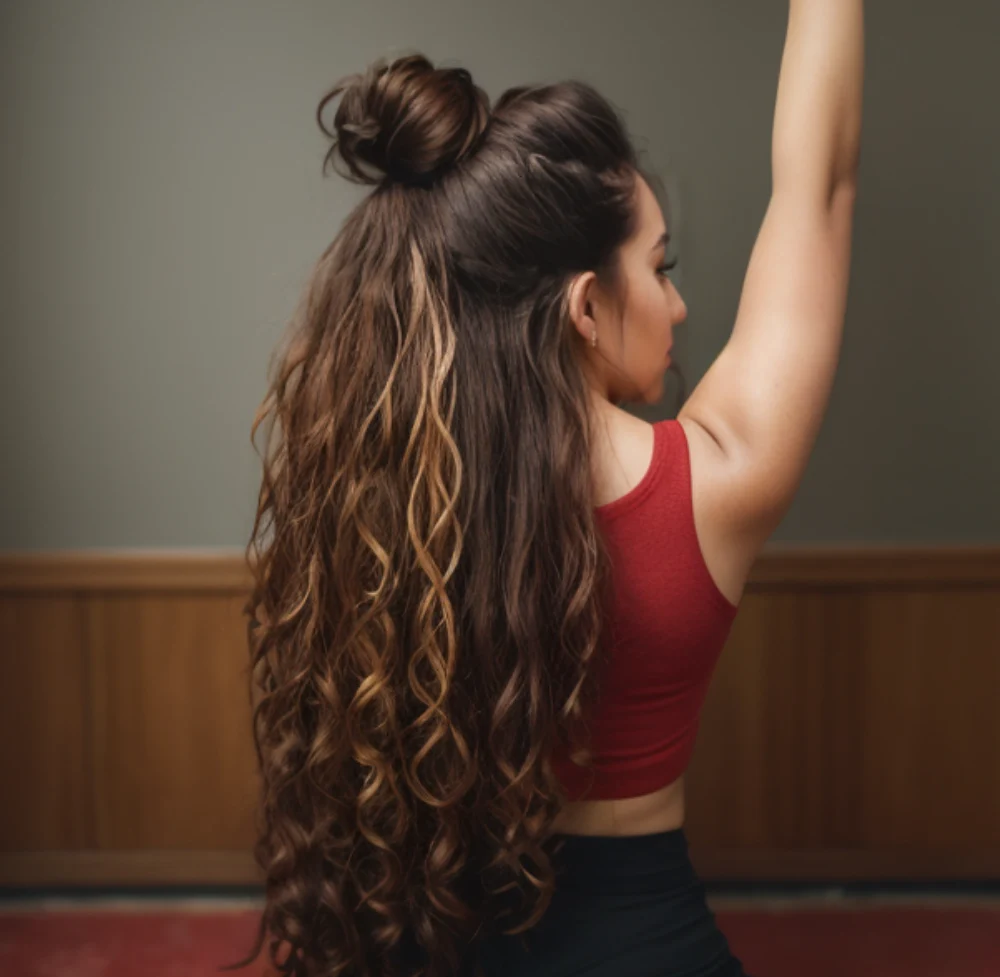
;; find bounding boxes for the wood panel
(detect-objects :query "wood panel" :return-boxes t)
[0,595,91,851]
[86,593,259,851]
[685,591,867,850]
[858,590,1000,848]
[685,578,1000,878]
[1,548,998,885]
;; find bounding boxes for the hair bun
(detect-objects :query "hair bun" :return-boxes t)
[319,54,490,187]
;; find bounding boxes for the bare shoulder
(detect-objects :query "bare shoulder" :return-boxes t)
[676,414,773,607]
[589,408,656,508]
[590,407,770,607]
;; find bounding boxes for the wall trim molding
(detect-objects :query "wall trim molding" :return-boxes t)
[0,550,253,592]
[2,546,998,593]
[0,851,262,887]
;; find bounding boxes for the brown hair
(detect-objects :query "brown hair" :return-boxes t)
[226,53,673,977]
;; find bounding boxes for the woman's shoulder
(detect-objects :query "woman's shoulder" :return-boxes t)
[592,409,747,608]
[590,409,661,509]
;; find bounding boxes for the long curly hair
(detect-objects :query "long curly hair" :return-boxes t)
[225,53,678,977]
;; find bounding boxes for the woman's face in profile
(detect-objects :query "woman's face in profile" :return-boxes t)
[569,176,687,404]
[600,176,689,406]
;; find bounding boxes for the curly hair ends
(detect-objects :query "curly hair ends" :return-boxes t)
[224,54,665,977]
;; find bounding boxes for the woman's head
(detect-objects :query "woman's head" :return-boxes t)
[323,52,686,409]
[235,54,685,977]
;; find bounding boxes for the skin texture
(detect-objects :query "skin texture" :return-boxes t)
[568,175,689,410]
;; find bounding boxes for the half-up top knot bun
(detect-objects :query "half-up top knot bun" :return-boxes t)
[318,54,491,187]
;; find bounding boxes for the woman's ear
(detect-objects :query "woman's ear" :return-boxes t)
[567,270,598,345]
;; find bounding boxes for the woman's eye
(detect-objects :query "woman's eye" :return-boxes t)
[656,257,679,278]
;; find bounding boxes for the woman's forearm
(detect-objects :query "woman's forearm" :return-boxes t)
[772,0,865,201]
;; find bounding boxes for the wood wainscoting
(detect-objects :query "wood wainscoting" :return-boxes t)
[1,547,998,887]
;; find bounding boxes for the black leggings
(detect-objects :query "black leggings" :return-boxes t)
[471,828,750,977]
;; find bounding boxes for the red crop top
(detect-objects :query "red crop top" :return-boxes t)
[548,418,741,801]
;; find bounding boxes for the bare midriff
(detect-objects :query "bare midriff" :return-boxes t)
[550,775,686,836]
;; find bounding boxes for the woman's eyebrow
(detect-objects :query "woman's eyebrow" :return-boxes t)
[650,231,670,253]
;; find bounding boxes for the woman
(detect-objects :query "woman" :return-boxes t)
[231,2,864,975]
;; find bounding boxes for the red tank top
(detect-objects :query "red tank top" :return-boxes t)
[548,419,740,801]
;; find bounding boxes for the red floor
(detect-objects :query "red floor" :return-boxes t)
[720,906,1000,977]
[0,905,998,976]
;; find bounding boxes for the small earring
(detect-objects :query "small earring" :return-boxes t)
[590,330,598,348]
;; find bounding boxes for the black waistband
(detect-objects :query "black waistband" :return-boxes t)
[545,827,693,881]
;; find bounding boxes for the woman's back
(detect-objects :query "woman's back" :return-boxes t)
[553,406,760,837]
[589,407,756,611]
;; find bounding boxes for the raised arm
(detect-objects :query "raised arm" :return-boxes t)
[679,0,865,535]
